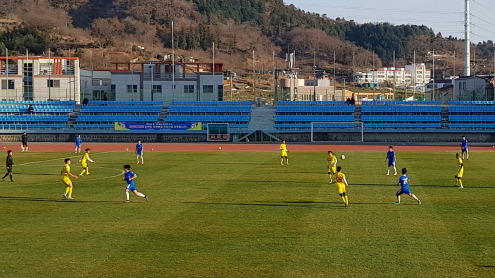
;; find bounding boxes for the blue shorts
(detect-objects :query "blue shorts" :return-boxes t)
[126,183,137,192]
[136,151,143,155]
[75,143,81,147]
[397,188,411,195]
[462,147,468,153]
[388,160,395,167]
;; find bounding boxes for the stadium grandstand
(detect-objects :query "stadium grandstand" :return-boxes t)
[166,101,252,130]
[0,98,493,142]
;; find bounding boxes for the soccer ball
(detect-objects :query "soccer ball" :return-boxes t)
[219,147,222,150]
[340,155,346,160]
[151,148,154,151]
[126,148,129,151]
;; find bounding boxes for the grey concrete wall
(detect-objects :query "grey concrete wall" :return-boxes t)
[0,133,206,143]
[0,131,493,143]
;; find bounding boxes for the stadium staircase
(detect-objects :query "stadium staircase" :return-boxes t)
[248,105,276,130]
[158,105,169,123]
[441,106,449,124]
[68,104,82,126]
[354,105,362,122]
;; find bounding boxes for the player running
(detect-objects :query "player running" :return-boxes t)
[335,166,349,208]
[2,150,14,182]
[123,164,148,203]
[279,140,289,165]
[136,140,144,164]
[461,136,469,160]
[455,153,464,188]
[327,151,337,182]
[62,158,78,199]
[395,168,421,205]
[75,134,82,153]
[385,146,397,175]
[78,148,95,176]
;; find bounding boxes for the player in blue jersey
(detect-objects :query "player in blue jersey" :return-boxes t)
[123,164,148,203]
[75,134,82,153]
[135,140,144,164]
[395,168,421,205]
[461,136,469,160]
[385,146,397,175]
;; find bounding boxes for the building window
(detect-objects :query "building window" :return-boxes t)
[47,80,60,88]
[184,85,194,93]
[218,85,224,101]
[127,85,137,93]
[203,85,213,94]
[1,80,14,90]
[152,85,162,93]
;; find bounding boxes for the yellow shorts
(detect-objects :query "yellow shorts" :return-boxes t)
[63,177,72,186]
[281,151,288,157]
[82,164,88,168]
[330,167,336,174]
[336,183,346,194]
[457,169,464,178]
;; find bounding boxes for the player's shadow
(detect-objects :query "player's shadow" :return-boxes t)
[184,200,340,208]
[477,265,495,268]
[0,196,116,203]
[15,172,57,176]
[254,180,317,185]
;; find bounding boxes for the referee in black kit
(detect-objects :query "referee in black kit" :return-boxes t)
[2,150,14,182]
[21,132,28,151]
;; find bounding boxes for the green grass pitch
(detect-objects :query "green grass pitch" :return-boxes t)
[0,150,494,277]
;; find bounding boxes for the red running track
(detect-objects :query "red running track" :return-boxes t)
[2,142,495,152]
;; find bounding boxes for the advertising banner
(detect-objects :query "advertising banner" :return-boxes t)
[114,122,202,131]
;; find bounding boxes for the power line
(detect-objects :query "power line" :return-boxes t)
[470,23,495,36]
[289,2,463,15]
[470,14,495,28]
[472,0,495,15]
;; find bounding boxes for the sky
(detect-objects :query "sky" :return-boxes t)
[285,0,495,43]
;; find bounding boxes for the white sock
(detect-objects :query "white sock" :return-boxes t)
[137,192,145,198]
[26,147,28,151]
[126,192,129,200]
[397,195,401,203]
[394,167,397,173]
[411,194,419,201]
[141,157,144,163]
[467,153,469,159]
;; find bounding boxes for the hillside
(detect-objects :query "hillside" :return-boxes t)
[0,0,494,77]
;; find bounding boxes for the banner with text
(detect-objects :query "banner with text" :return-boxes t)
[114,122,202,131]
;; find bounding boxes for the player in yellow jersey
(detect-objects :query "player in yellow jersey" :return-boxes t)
[335,166,349,208]
[279,140,289,165]
[455,153,464,188]
[62,158,78,199]
[78,148,95,176]
[327,151,337,182]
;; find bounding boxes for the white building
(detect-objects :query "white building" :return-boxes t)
[279,78,346,101]
[356,63,431,88]
[0,55,80,102]
[80,61,224,102]
[425,76,492,102]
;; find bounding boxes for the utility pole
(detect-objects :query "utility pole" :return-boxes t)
[452,50,456,100]
[373,51,375,100]
[393,50,396,99]
[252,50,255,99]
[464,0,471,76]
[172,20,175,93]
[333,50,336,99]
[413,50,416,98]
[48,48,51,100]
[352,51,355,99]
[433,50,436,101]
[313,51,316,101]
